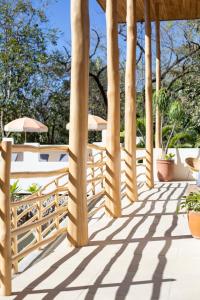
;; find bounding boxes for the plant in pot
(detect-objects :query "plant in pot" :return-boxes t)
[154,89,184,181]
[177,192,200,239]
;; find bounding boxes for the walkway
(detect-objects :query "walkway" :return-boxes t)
[4,182,200,300]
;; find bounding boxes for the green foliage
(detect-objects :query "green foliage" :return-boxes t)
[153,88,169,115]
[177,193,200,213]
[10,180,21,200]
[169,132,195,148]
[162,125,174,139]
[26,183,40,194]
[168,100,184,122]
[0,0,70,144]
[164,153,175,160]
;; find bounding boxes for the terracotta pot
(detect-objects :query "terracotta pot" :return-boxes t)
[156,159,174,182]
[188,211,200,239]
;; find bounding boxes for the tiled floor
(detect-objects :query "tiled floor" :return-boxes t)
[3,182,200,300]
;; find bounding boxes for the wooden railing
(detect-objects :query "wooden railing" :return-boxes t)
[0,141,145,295]
[87,144,106,218]
[10,145,69,274]
[0,141,107,295]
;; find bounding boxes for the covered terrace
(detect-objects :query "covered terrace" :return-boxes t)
[0,0,200,298]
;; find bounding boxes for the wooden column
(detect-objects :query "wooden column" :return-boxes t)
[144,0,154,188]
[155,3,161,148]
[0,141,12,296]
[105,0,121,217]
[68,0,89,247]
[125,0,138,202]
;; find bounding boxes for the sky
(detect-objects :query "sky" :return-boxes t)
[45,0,106,50]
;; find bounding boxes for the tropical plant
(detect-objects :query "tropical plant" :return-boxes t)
[27,183,40,194]
[177,192,200,213]
[10,180,21,201]
[164,153,175,160]
[154,89,185,159]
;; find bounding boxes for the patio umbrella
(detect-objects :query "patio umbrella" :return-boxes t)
[4,117,48,142]
[66,114,107,131]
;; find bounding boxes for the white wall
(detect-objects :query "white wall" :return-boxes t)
[11,147,200,192]
[135,148,200,182]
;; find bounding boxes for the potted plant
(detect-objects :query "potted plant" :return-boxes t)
[156,153,175,181]
[154,89,184,181]
[177,192,200,239]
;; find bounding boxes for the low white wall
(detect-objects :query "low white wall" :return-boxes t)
[135,148,200,182]
[11,146,200,191]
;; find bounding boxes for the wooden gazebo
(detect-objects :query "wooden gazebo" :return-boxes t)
[68,0,200,248]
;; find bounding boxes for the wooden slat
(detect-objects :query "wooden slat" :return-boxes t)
[12,228,67,262]
[97,0,200,22]
[11,207,66,237]
[11,187,68,207]
[12,145,69,153]
[11,168,69,179]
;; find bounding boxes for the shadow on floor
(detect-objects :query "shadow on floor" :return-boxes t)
[13,182,191,300]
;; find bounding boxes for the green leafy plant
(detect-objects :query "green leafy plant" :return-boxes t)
[10,180,21,201]
[164,153,175,160]
[27,183,40,194]
[154,88,185,159]
[177,192,200,213]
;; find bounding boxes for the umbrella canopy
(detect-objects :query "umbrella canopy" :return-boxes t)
[66,114,107,131]
[4,117,48,133]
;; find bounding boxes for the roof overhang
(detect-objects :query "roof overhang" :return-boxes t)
[97,0,200,23]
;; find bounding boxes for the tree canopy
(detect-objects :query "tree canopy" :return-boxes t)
[0,0,200,147]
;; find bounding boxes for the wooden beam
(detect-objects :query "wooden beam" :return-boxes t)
[124,0,138,202]
[144,0,154,188]
[155,3,162,148]
[68,0,89,246]
[105,0,121,217]
[0,142,12,296]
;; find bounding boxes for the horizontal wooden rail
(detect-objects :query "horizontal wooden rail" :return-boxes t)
[11,207,66,237]
[11,168,69,179]
[87,161,105,169]
[12,145,69,153]
[17,230,34,245]
[11,187,68,207]
[42,221,57,237]
[12,227,67,263]
[87,144,106,151]
[87,190,105,205]
[87,175,105,184]
[121,156,145,162]
[17,204,37,221]
[88,203,105,218]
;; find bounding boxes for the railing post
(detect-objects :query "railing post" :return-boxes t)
[125,0,138,202]
[155,3,162,149]
[0,141,12,296]
[144,0,154,188]
[68,0,89,246]
[105,0,121,218]
[12,207,18,274]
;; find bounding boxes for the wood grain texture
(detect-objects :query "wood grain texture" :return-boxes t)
[105,0,121,218]
[125,0,138,202]
[145,0,154,188]
[68,0,89,246]
[97,0,200,22]
[0,142,12,296]
[155,3,162,149]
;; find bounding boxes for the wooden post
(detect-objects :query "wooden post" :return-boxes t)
[144,0,154,188]
[0,141,12,296]
[68,0,89,246]
[125,0,138,202]
[105,0,121,217]
[12,207,18,274]
[155,3,162,148]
